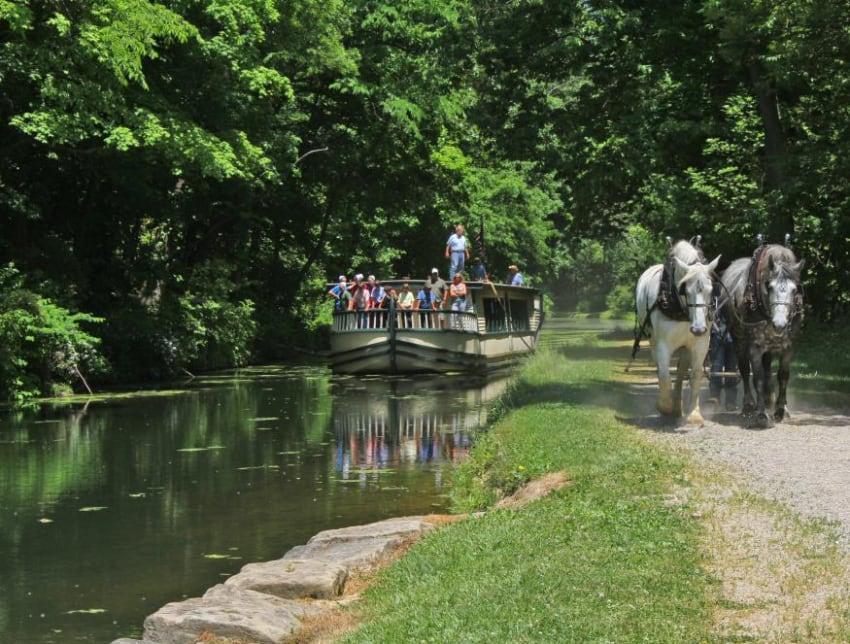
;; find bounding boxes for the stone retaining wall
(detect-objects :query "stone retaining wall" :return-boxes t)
[112,516,436,644]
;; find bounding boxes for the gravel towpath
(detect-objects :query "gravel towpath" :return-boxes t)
[644,397,850,545]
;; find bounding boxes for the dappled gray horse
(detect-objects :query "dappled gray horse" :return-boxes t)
[636,240,720,426]
[721,245,805,428]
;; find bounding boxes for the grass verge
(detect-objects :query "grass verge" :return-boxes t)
[343,330,717,642]
[341,322,850,643]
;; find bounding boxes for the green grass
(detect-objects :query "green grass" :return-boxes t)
[345,331,716,643]
[794,319,850,393]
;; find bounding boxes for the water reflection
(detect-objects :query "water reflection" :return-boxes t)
[0,364,506,643]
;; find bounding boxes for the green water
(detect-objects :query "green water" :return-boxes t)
[0,364,507,643]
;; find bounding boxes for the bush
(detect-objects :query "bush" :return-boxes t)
[0,264,104,404]
[605,224,666,316]
[161,260,257,373]
[173,293,256,371]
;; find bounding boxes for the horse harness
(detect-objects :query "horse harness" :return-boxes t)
[656,256,692,322]
[628,257,714,364]
[741,245,804,325]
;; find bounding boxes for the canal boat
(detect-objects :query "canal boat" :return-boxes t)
[329,280,543,374]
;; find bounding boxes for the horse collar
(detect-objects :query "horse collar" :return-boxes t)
[744,245,770,320]
[656,256,690,322]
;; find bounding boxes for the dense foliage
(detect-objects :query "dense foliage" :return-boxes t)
[1,1,849,399]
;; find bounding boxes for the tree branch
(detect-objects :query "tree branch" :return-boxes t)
[295,147,329,164]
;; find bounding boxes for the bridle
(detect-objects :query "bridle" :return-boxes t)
[677,277,715,319]
[716,263,804,330]
[763,275,802,320]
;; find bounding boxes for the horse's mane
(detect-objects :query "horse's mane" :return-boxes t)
[669,240,709,287]
[722,244,799,308]
[669,240,702,265]
[722,258,750,306]
[764,245,799,280]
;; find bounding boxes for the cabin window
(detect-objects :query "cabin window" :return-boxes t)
[483,298,507,332]
[509,299,530,331]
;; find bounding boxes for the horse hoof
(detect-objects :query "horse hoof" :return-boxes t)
[774,407,788,422]
[755,412,774,429]
[686,412,705,427]
[657,402,674,417]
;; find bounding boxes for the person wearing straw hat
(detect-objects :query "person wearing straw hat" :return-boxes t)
[507,264,524,286]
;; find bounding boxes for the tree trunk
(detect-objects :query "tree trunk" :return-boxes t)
[747,59,793,237]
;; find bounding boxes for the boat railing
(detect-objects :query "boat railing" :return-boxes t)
[332,309,479,333]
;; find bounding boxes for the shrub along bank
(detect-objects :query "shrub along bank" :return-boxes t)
[344,331,717,642]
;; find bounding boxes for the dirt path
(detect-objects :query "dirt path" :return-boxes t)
[669,405,850,546]
[628,385,850,546]
[618,341,850,547]
[623,366,850,640]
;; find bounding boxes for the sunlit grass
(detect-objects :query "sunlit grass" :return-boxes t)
[794,320,850,393]
[345,329,716,643]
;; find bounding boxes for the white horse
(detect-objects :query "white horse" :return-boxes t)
[636,241,720,426]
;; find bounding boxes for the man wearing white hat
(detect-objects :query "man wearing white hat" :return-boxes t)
[427,268,447,308]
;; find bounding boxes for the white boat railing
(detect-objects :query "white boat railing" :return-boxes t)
[332,309,479,333]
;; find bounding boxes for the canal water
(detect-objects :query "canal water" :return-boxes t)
[0,364,507,643]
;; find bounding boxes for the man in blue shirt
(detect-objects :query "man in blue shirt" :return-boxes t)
[370,280,387,327]
[507,264,524,286]
[416,279,436,328]
[444,224,470,278]
[328,276,350,311]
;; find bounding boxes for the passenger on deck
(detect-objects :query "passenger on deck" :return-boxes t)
[398,282,415,328]
[470,257,487,281]
[427,268,447,306]
[370,279,387,327]
[386,287,399,306]
[352,280,371,328]
[445,224,470,278]
[348,273,364,300]
[507,264,524,286]
[427,268,448,328]
[449,273,468,328]
[416,278,436,329]
[328,276,350,311]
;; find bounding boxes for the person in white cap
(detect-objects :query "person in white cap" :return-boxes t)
[507,264,524,286]
[426,268,447,327]
[444,224,470,278]
[327,276,350,311]
[427,268,447,307]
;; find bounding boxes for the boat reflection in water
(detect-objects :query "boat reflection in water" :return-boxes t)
[332,373,509,478]
[0,363,510,643]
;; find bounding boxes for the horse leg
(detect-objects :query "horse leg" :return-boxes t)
[749,344,773,428]
[686,340,708,427]
[738,343,755,416]
[762,351,774,410]
[655,342,675,416]
[673,350,687,418]
[775,350,793,422]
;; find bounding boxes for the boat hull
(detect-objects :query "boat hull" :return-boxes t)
[329,330,538,374]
